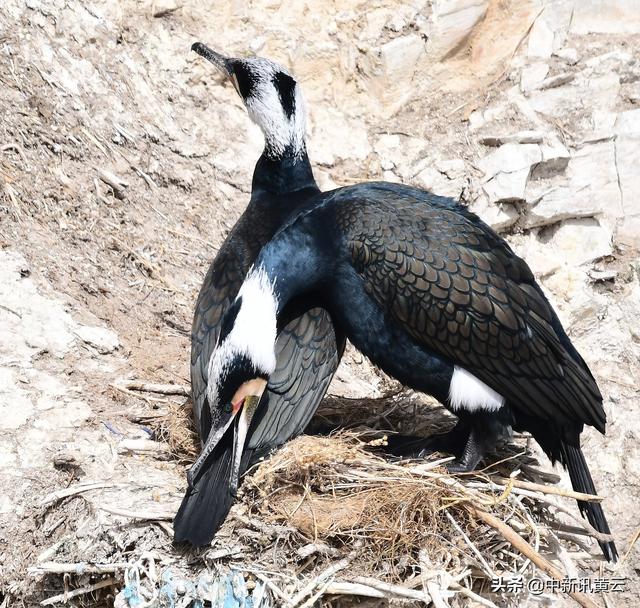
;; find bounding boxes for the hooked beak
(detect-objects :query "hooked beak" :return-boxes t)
[186,378,267,490]
[191,42,233,77]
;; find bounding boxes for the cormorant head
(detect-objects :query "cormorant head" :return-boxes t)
[192,267,278,490]
[192,42,306,160]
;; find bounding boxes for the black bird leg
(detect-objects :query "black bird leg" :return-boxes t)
[383,418,471,459]
[446,426,488,472]
[446,409,513,473]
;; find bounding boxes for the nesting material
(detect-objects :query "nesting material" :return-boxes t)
[24,401,613,608]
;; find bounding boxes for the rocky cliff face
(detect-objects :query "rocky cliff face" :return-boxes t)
[0,0,638,604]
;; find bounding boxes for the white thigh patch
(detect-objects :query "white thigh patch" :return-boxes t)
[449,366,505,412]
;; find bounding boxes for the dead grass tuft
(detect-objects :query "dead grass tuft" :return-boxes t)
[243,433,533,582]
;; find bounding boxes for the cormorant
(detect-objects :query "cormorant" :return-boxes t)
[201,185,618,561]
[174,43,345,546]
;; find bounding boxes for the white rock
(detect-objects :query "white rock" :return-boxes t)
[543,218,613,267]
[469,195,519,231]
[477,143,542,178]
[429,0,489,58]
[572,2,640,35]
[360,34,426,113]
[616,215,640,249]
[310,108,371,163]
[477,143,541,202]
[524,141,622,227]
[74,325,120,354]
[520,62,549,92]
[0,251,76,360]
[32,401,93,430]
[0,373,34,430]
[527,17,554,59]
[510,232,562,277]
[533,137,570,176]
[528,73,620,119]
[413,167,463,198]
[614,109,640,135]
[591,110,617,135]
[553,47,579,65]
[584,50,633,70]
[434,158,466,179]
[612,124,640,246]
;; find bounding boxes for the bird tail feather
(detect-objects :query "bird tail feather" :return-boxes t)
[560,442,618,562]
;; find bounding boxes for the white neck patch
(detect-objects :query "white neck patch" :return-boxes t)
[241,58,306,159]
[449,366,505,412]
[206,267,279,408]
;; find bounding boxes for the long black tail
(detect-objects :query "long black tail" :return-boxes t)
[559,442,618,562]
[173,428,253,546]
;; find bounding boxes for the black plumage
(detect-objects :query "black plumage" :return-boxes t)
[217,182,616,561]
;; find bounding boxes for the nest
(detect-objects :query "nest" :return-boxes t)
[19,388,617,608]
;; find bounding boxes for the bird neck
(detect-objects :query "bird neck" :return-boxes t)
[251,146,318,196]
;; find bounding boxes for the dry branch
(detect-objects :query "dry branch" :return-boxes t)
[116,379,190,397]
[467,506,600,608]
[40,577,116,606]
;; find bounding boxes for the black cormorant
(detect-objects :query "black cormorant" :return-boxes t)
[200,185,618,561]
[173,43,345,545]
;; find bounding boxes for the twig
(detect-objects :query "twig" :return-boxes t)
[323,581,386,598]
[491,477,603,502]
[116,380,190,397]
[419,550,450,608]
[40,482,118,508]
[97,168,128,200]
[98,504,174,521]
[448,582,498,608]
[290,555,353,606]
[117,438,171,456]
[29,562,130,575]
[253,573,294,606]
[468,506,600,608]
[296,542,340,559]
[40,577,116,606]
[468,481,613,543]
[444,511,496,579]
[233,513,295,537]
[617,524,640,567]
[111,384,170,404]
[351,577,427,601]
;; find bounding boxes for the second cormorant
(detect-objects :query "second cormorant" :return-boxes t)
[174,43,345,546]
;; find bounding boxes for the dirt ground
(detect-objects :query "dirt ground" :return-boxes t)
[1,1,639,606]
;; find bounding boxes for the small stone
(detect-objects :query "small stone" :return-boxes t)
[537,73,575,91]
[531,138,570,178]
[554,47,579,65]
[521,62,549,92]
[477,143,542,201]
[527,17,554,59]
[434,158,466,179]
[469,195,519,231]
[74,325,120,354]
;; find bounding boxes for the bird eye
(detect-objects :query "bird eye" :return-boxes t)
[224,401,233,414]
